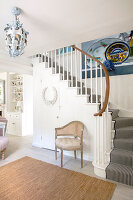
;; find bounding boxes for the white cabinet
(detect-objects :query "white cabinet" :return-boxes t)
[5,73,33,136]
[7,73,23,113]
[5,112,22,136]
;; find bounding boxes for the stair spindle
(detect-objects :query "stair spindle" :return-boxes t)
[59,48,61,75]
[63,48,64,80]
[80,52,82,95]
[85,55,87,95]
[95,62,98,104]
[43,53,46,68]
[50,51,53,73]
[48,51,50,68]
[55,50,57,73]
[67,46,69,80]
[75,49,77,87]
[90,58,93,103]
[71,47,73,87]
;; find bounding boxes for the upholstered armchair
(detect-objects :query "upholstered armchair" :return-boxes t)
[55,121,84,168]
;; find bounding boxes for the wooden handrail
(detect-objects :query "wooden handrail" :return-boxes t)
[71,45,110,116]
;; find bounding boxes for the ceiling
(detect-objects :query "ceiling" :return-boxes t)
[0,0,133,60]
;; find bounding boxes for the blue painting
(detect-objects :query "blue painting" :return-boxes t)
[81,31,133,77]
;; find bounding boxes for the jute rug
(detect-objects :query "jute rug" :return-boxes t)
[0,156,116,200]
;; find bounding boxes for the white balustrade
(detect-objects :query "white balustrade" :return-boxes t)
[37,45,106,112]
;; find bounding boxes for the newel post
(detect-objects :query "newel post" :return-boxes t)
[92,111,112,178]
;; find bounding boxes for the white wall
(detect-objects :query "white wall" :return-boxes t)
[0,72,7,80]
[33,62,98,161]
[22,74,33,135]
[109,74,133,117]
[86,73,133,117]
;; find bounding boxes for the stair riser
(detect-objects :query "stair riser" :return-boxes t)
[110,152,133,167]
[114,140,133,151]
[115,131,133,139]
[115,119,133,129]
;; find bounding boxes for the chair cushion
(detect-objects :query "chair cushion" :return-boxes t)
[0,136,9,151]
[55,138,81,150]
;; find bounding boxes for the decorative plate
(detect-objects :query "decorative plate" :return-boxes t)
[105,41,130,65]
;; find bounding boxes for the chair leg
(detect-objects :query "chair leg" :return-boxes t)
[81,149,83,168]
[74,150,76,159]
[61,150,63,167]
[1,149,6,160]
[55,146,57,160]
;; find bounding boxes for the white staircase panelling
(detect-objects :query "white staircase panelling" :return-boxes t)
[33,64,98,161]
[32,45,111,176]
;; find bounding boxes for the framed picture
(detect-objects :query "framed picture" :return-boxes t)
[0,80,5,104]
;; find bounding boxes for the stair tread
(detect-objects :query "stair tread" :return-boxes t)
[111,148,133,155]
[106,163,133,186]
[115,125,133,139]
[115,117,133,121]
[114,138,133,143]
[114,117,133,129]
[116,125,133,131]
[114,138,133,151]
[111,148,133,167]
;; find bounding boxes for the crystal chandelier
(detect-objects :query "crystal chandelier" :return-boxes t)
[4,7,29,57]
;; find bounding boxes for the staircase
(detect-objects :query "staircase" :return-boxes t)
[34,45,109,116]
[34,45,133,185]
[106,109,133,186]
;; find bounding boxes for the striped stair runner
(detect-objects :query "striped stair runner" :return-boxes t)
[106,109,133,186]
